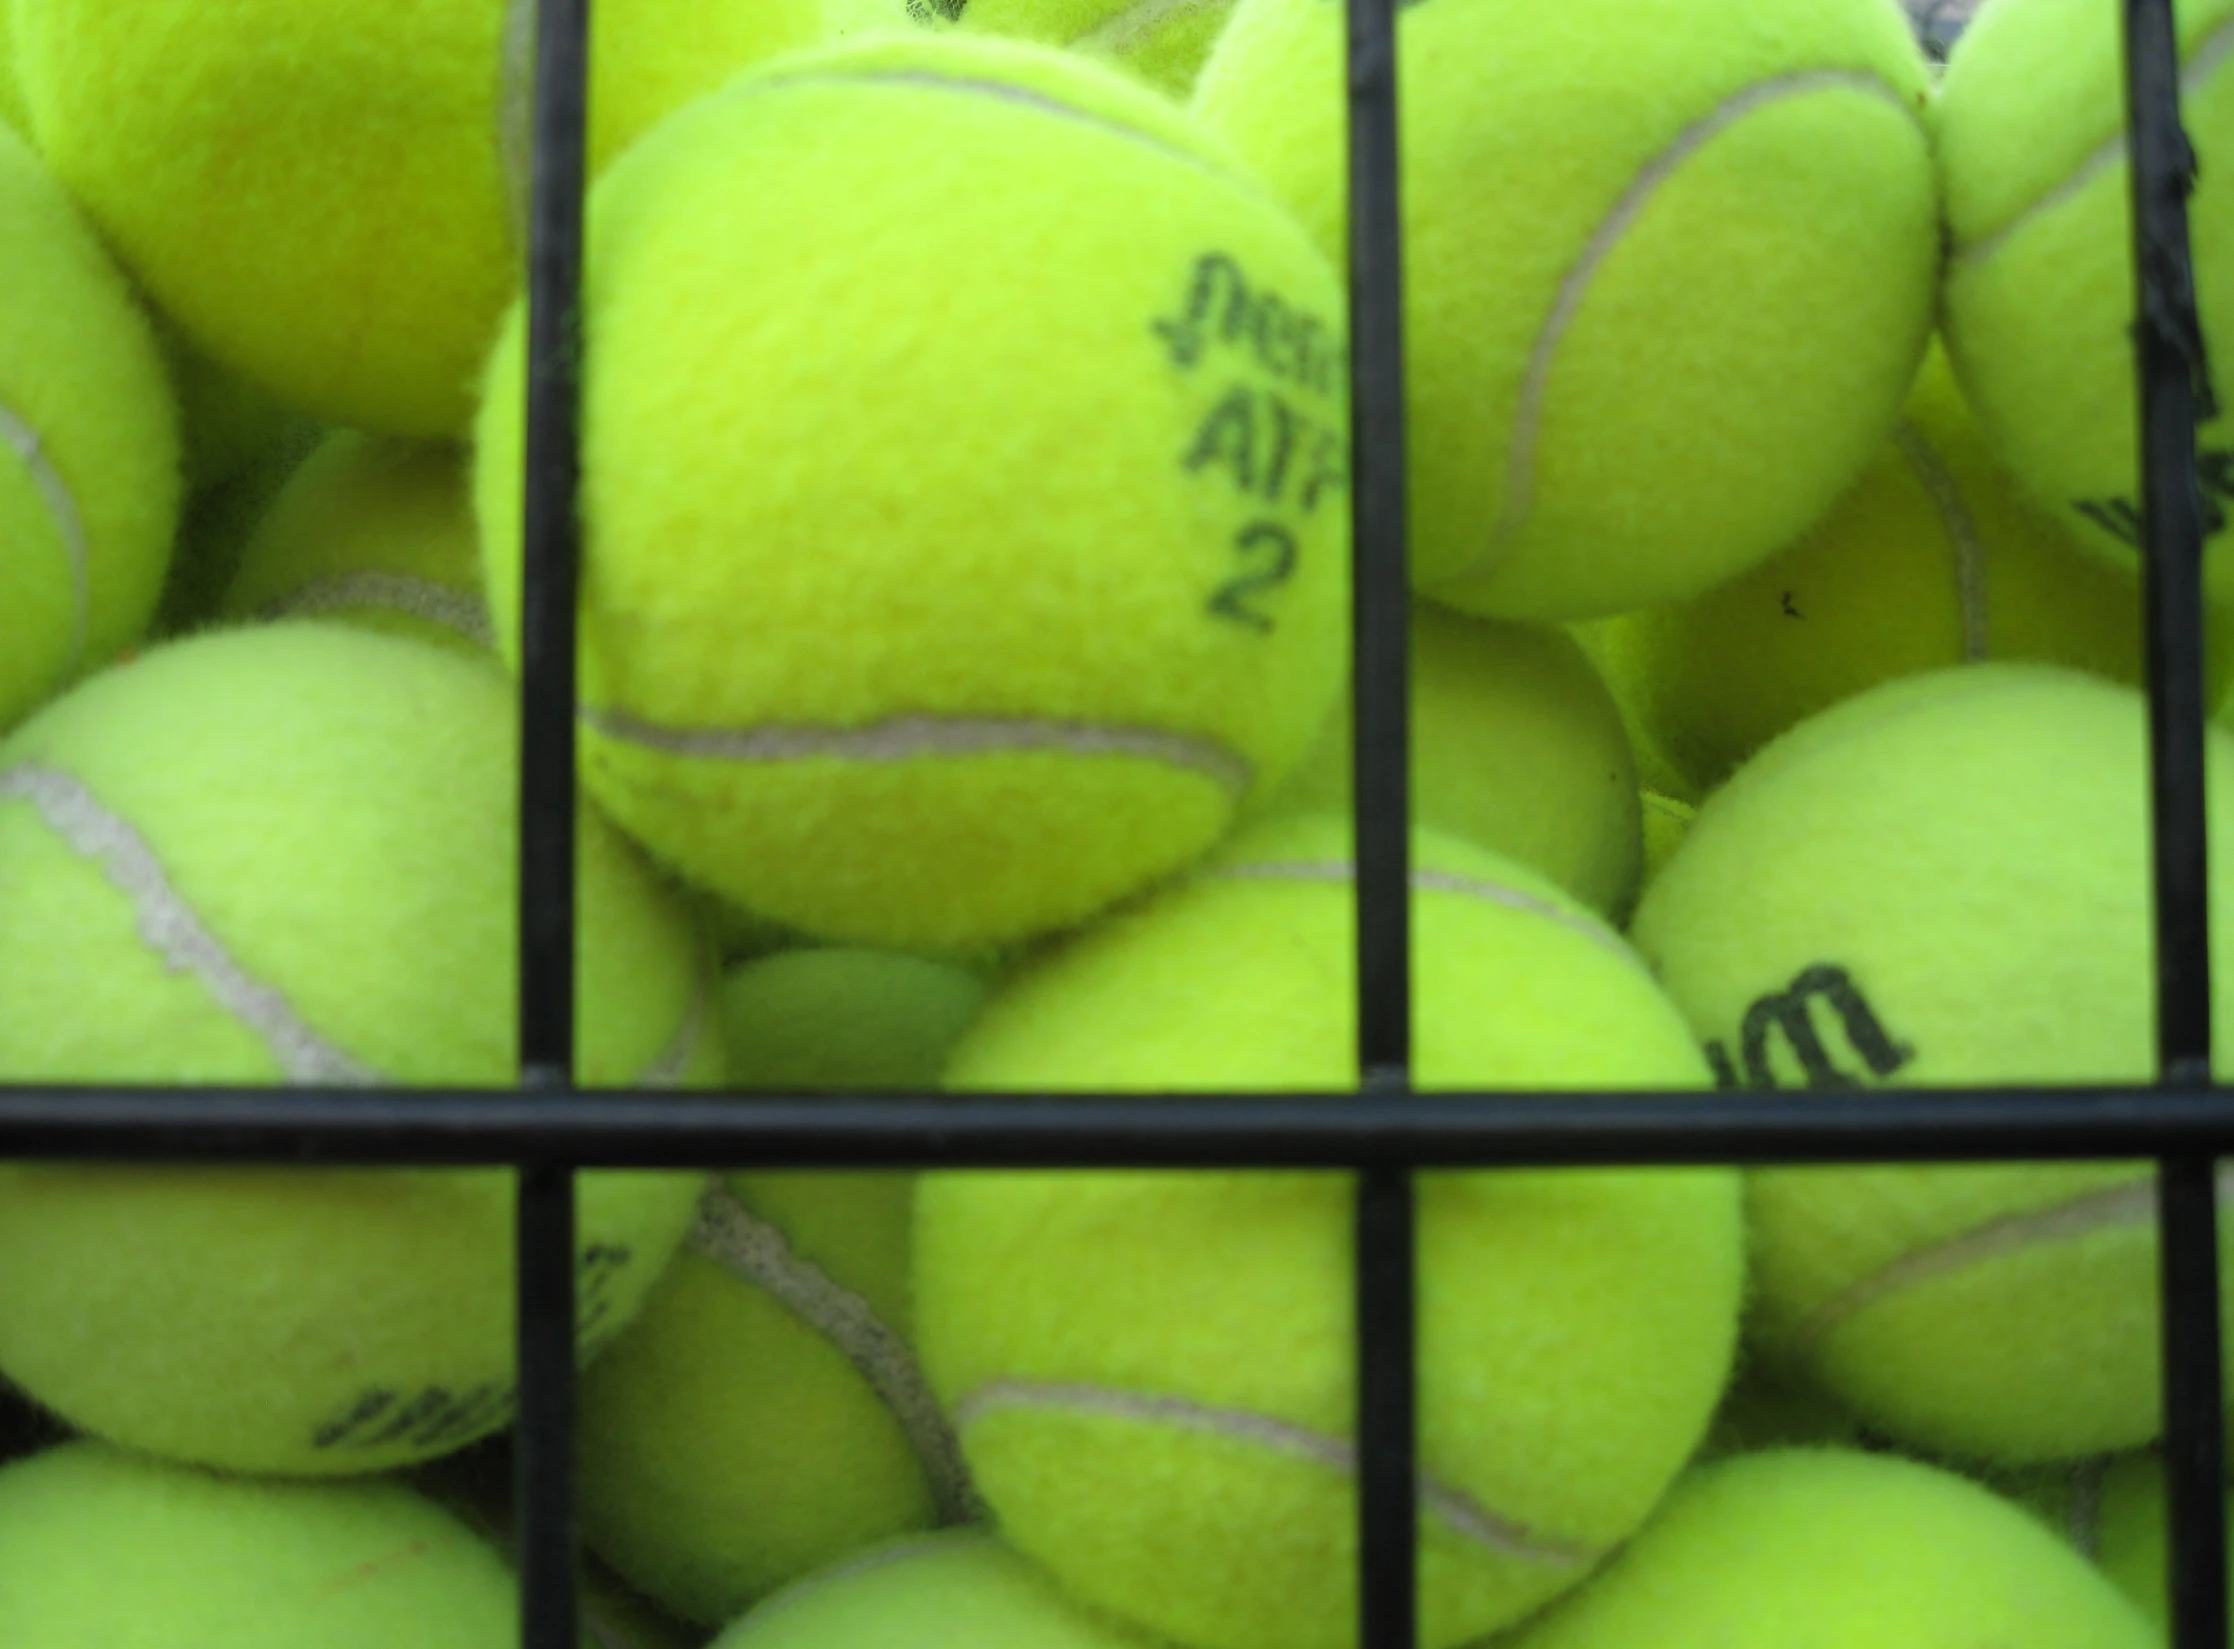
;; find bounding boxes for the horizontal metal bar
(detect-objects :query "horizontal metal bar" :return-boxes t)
[0,1085,2231,1168]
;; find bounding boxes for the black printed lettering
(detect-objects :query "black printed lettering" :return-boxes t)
[1186,386,1258,493]
[1705,962,1914,1091]
[1208,522,1300,632]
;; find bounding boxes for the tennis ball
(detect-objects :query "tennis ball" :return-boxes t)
[1499,1448,2156,1649]
[1256,604,1642,918]
[1637,788,1696,893]
[900,0,1241,97]
[918,816,1742,1649]
[16,0,822,436]
[1588,345,2182,795]
[721,949,991,1089]
[1630,663,2234,1463]
[0,622,722,1475]
[476,35,1351,952]
[1939,0,2234,587]
[1192,0,1939,623]
[708,1532,1169,1649]
[580,1174,975,1623]
[2015,1452,2223,1636]
[0,125,180,735]
[221,433,490,653]
[0,1441,522,1648]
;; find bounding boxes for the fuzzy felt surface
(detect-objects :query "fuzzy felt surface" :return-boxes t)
[15,0,821,436]
[721,948,990,1090]
[0,1441,523,1648]
[1503,1449,2155,1649]
[476,35,1351,952]
[1195,0,1937,622]
[0,126,179,735]
[1631,663,2234,1461]
[0,624,719,1472]
[1941,0,2234,583]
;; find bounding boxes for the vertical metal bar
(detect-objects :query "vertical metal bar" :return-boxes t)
[514,2,592,1648]
[1345,0,1414,1634]
[2123,2,2226,1646]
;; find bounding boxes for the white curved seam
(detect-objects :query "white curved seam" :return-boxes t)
[1208,858,1637,962]
[2063,1455,2110,1562]
[497,0,535,251]
[0,400,90,677]
[690,1185,979,1523]
[633,974,709,1088]
[1799,1162,2234,1345]
[582,705,1253,794]
[1955,15,2234,266]
[1640,790,1691,824]
[1891,423,1990,661]
[260,573,496,648]
[0,765,380,1084]
[954,1379,1597,1566]
[1074,0,1223,56]
[1472,69,1922,584]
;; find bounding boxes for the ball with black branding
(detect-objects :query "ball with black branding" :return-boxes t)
[1630,663,2234,1463]
[476,35,1351,952]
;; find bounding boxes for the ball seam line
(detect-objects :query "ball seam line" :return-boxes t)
[951,1377,1600,1566]
[688,1183,982,1523]
[257,572,497,647]
[1890,421,1990,661]
[1951,13,2234,263]
[635,971,712,1088]
[580,705,1255,793]
[1793,1164,2231,1346]
[1466,68,1927,587]
[0,399,89,679]
[0,763,382,1085]
[1207,857,1639,963]
[2065,1454,2110,1561]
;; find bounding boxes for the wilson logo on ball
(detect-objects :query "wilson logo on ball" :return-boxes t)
[1705,963,1914,1090]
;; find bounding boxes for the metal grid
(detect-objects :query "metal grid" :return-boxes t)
[0,0,2228,1646]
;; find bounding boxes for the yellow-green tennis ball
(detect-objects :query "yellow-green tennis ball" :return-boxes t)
[0,125,180,736]
[1500,1449,2156,1649]
[580,1174,974,1624]
[0,622,722,1474]
[919,816,1741,1649]
[1192,0,1938,623]
[1630,664,2234,1463]
[2015,1452,2225,1637]
[16,0,821,437]
[1940,0,2234,585]
[1593,344,2181,795]
[1637,787,1696,894]
[0,1441,522,1648]
[722,949,991,1090]
[1258,604,1642,918]
[476,35,1351,953]
[710,1532,1170,1649]
[1569,619,1701,807]
[222,433,489,654]
[902,0,1241,98]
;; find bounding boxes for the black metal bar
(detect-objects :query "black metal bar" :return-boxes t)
[1355,1167,1417,1649]
[515,1164,579,1649]
[517,0,591,1097]
[2123,0,2227,1643]
[3,1086,2234,1166]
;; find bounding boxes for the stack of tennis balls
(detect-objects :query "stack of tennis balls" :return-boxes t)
[0,623,721,1476]
[475,33,1352,954]
[1193,0,1940,622]
[918,815,1744,1649]
[0,123,179,738]
[1633,664,2234,1466]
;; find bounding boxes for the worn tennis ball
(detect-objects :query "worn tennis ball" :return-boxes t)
[0,622,722,1475]
[1257,604,1642,917]
[900,0,1242,97]
[1193,0,1938,622]
[221,433,490,653]
[1630,664,2234,1463]
[0,1441,523,1648]
[919,815,1743,1649]
[577,953,987,1622]
[16,0,822,436]
[1940,0,2234,590]
[1590,345,2176,795]
[708,1532,1170,1649]
[1501,1449,2156,1649]
[476,35,1351,952]
[0,125,180,736]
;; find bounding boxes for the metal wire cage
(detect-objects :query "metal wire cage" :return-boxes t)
[0,0,2229,1646]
